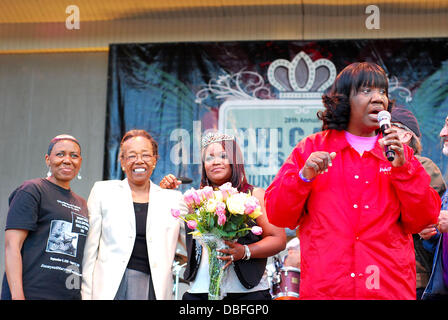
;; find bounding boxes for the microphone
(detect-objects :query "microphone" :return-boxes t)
[377,110,395,162]
[177,176,193,184]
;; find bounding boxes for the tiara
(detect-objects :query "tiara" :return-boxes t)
[201,132,235,149]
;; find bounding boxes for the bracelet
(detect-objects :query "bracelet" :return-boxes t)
[243,245,251,260]
[299,168,314,183]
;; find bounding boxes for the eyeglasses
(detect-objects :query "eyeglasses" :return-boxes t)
[391,122,411,132]
[125,153,155,162]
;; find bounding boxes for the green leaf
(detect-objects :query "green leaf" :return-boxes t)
[209,215,215,229]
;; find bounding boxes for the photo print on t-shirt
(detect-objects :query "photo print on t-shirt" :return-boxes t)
[45,220,79,257]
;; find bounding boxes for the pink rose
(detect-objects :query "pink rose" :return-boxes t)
[215,202,226,216]
[251,226,263,235]
[187,220,198,229]
[217,213,226,226]
[171,208,181,218]
[244,197,259,215]
[184,189,202,207]
[183,189,195,208]
[201,186,214,200]
[191,190,202,206]
[219,182,237,200]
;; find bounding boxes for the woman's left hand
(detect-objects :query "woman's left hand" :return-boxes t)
[217,240,245,269]
[378,127,406,167]
[438,210,448,233]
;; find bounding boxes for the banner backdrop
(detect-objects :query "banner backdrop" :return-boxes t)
[105,39,448,190]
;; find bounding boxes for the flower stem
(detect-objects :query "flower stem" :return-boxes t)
[235,227,251,233]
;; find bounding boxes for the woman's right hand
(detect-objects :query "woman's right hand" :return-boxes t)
[159,174,181,189]
[418,224,438,240]
[301,151,337,181]
[4,229,28,300]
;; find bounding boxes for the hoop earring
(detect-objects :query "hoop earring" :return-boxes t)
[77,170,82,180]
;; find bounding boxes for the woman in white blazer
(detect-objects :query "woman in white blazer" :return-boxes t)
[81,129,186,300]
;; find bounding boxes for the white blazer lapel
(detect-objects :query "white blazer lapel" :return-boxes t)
[146,180,176,299]
[146,180,162,237]
[120,178,136,233]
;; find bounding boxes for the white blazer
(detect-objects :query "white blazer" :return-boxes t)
[81,179,186,300]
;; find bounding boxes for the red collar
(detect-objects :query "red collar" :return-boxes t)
[324,129,385,160]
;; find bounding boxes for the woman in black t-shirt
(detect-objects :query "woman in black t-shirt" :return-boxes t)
[1,134,89,300]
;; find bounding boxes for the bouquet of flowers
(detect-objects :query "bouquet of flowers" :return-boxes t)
[171,182,263,300]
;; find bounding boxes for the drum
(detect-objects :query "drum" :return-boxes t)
[271,267,301,300]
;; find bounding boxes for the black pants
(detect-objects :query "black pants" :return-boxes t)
[183,289,272,300]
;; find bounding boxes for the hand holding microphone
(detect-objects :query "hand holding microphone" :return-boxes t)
[377,111,395,161]
[160,174,193,189]
[377,110,406,167]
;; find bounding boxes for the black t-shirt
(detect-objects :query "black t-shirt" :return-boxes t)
[126,202,150,274]
[1,178,89,300]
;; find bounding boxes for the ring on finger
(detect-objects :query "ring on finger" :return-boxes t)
[230,255,234,262]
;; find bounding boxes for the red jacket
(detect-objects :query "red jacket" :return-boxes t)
[265,130,440,300]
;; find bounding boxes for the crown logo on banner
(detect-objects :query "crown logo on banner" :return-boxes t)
[267,51,337,99]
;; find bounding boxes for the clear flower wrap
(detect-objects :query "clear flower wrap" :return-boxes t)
[195,233,229,300]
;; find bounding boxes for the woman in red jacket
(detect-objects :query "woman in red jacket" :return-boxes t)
[264,62,440,300]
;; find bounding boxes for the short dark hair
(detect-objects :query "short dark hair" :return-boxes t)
[200,139,250,192]
[119,129,159,160]
[318,62,394,131]
[47,134,81,155]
